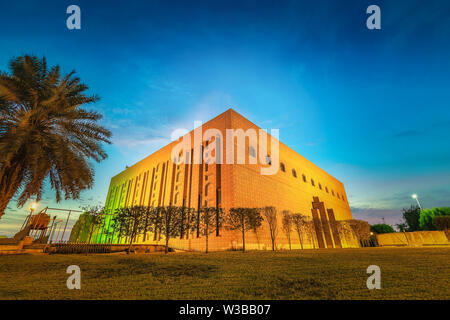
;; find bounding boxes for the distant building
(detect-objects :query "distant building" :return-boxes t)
[99,109,358,250]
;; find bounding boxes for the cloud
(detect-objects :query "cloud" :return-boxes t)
[351,207,403,226]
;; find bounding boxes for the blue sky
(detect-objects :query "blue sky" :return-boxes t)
[1,0,450,235]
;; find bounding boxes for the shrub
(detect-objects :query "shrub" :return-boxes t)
[370,224,394,234]
[433,216,450,230]
[419,207,450,230]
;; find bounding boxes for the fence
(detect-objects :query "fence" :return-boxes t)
[377,231,450,247]
[45,243,167,254]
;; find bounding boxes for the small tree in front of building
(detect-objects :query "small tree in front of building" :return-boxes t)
[158,206,183,254]
[112,206,149,253]
[262,206,278,251]
[225,207,263,252]
[291,213,309,249]
[346,219,371,246]
[196,207,223,253]
[82,206,106,244]
[281,210,293,250]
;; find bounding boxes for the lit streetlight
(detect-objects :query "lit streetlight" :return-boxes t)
[411,194,422,210]
[20,201,38,231]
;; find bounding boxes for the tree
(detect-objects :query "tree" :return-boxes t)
[0,55,111,219]
[180,207,196,240]
[69,211,91,242]
[281,210,293,250]
[196,207,223,253]
[225,207,262,252]
[346,219,371,245]
[112,206,149,253]
[370,224,394,234]
[262,206,278,251]
[158,206,182,254]
[83,206,106,244]
[291,213,309,249]
[400,205,421,231]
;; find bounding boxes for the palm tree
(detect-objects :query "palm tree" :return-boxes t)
[0,55,111,219]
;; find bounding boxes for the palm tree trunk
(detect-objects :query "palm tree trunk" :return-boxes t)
[0,163,25,219]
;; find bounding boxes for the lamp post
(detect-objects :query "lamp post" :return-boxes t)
[20,202,37,231]
[412,194,422,210]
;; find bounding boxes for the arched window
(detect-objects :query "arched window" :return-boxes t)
[337,193,340,199]
[319,183,322,190]
[331,190,335,196]
[292,169,297,178]
[311,179,315,186]
[249,146,256,158]
[280,162,286,172]
[302,174,307,182]
[325,187,329,193]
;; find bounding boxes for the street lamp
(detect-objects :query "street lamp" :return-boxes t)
[411,194,422,210]
[20,201,38,231]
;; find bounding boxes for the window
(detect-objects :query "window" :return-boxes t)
[337,193,340,199]
[311,179,315,187]
[205,163,208,172]
[280,162,286,172]
[174,193,179,204]
[292,169,297,178]
[249,146,256,158]
[319,183,322,190]
[302,174,307,182]
[266,155,272,165]
[205,183,210,197]
[176,172,180,182]
[342,195,346,202]
[331,190,335,196]
[325,187,329,193]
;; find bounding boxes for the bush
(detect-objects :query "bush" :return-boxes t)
[433,216,450,230]
[419,207,450,230]
[370,224,394,234]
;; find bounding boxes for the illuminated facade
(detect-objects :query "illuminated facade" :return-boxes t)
[101,109,358,250]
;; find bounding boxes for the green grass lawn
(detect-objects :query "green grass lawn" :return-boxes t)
[0,247,449,300]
